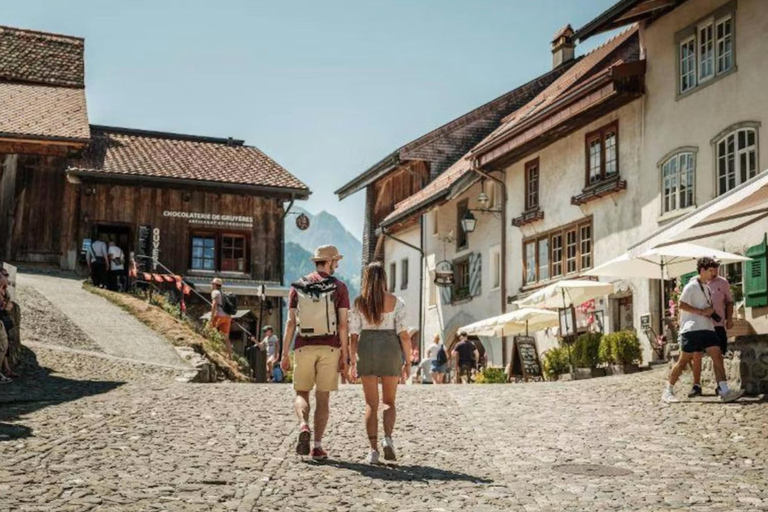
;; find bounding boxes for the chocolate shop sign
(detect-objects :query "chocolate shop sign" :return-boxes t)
[163,210,254,228]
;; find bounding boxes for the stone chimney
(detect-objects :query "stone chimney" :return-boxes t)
[552,24,576,69]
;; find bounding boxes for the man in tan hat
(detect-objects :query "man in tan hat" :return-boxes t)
[281,244,350,460]
[209,277,233,357]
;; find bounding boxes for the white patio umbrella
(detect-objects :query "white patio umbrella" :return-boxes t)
[513,280,615,310]
[460,308,559,337]
[584,242,751,335]
[584,243,751,280]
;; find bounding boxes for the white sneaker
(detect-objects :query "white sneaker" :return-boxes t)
[662,389,678,403]
[368,450,380,464]
[0,373,11,384]
[382,437,396,461]
[720,388,744,403]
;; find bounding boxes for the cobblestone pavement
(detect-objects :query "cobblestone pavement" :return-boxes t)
[1,348,767,512]
[17,273,189,368]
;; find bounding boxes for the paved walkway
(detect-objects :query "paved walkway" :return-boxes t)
[17,273,189,369]
[1,345,766,512]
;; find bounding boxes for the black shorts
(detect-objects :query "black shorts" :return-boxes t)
[714,326,728,355]
[680,330,720,354]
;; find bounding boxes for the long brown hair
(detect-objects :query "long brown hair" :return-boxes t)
[354,261,388,325]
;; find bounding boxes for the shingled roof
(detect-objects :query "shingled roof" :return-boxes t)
[69,126,310,196]
[383,26,641,228]
[0,25,89,142]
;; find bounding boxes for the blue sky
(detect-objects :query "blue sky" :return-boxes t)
[4,0,619,239]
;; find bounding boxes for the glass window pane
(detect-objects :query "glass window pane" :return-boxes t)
[539,238,549,281]
[204,259,215,271]
[566,230,577,274]
[580,224,592,270]
[699,23,714,80]
[525,243,536,284]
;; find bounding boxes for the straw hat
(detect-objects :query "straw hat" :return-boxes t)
[211,278,223,286]
[311,245,344,262]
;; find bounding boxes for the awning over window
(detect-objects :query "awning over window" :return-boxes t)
[629,170,768,255]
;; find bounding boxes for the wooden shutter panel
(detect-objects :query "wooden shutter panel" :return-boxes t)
[680,271,697,288]
[439,285,452,305]
[470,253,482,296]
[745,235,768,308]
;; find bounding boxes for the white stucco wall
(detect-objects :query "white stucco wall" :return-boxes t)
[503,100,660,363]
[421,180,506,366]
[639,0,768,333]
[383,225,422,344]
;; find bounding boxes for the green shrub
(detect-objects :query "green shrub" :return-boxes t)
[572,332,602,368]
[542,346,570,380]
[602,330,642,365]
[599,334,615,364]
[475,367,507,384]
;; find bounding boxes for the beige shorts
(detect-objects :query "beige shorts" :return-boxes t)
[293,345,340,392]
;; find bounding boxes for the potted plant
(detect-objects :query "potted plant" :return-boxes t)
[572,332,605,379]
[542,346,570,381]
[602,330,642,374]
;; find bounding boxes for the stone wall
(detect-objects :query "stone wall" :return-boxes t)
[669,334,768,396]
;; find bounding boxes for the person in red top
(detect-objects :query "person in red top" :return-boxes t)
[281,245,349,460]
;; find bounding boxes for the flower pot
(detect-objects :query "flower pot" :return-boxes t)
[574,367,593,380]
[610,363,639,375]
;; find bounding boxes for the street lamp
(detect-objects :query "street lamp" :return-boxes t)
[461,210,477,233]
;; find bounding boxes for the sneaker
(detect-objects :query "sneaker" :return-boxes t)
[310,447,328,461]
[296,425,311,456]
[382,437,396,461]
[687,385,702,398]
[368,450,380,464]
[0,374,11,384]
[720,388,744,403]
[662,389,678,403]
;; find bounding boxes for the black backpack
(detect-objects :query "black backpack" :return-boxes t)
[436,345,448,366]
[222,292,238,316]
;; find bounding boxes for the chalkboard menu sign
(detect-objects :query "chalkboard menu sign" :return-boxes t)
[138,225,152,271]
[510,336,543,382]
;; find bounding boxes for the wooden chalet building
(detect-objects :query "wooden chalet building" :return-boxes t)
[0,25,310,337]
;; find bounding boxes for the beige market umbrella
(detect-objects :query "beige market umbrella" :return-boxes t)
[460,308,559,337]
[513,280,614,310]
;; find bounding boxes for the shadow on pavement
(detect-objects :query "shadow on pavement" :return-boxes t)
[0,347,124,442]
[320,459,494,484]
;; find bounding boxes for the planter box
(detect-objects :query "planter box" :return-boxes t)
[591,367,607,378]
[610,363,639,375]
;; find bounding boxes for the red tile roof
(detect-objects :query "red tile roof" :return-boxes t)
[0,25,84,87]
[383,26,639,227]
[0,25,89,142]
[0,82,89,141]
[70,126,310,194]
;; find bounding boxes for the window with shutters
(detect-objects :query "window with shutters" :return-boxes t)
[676,4,736,97]
[453,257,471,301]
[522,218,593,287]
[715,125,758,195]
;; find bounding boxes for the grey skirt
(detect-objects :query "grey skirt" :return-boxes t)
[357,329,403,377]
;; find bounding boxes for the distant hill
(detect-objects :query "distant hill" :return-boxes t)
[284,208,361,298]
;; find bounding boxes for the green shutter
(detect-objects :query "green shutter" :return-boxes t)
[680,271,697,288]
[745,235,768,308]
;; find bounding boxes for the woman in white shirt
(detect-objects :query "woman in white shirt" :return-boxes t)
[349,262,411,464]
[425,333,448,384]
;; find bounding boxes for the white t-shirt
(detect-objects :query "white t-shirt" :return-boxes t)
[426,343,444,360]
[89,240,108,263]
[108,245,124,271]
[679,277,715,333]
[211,289,229,317]
[349,297,408,335]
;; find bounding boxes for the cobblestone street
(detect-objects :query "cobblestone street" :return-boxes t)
[2,346,767,512]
